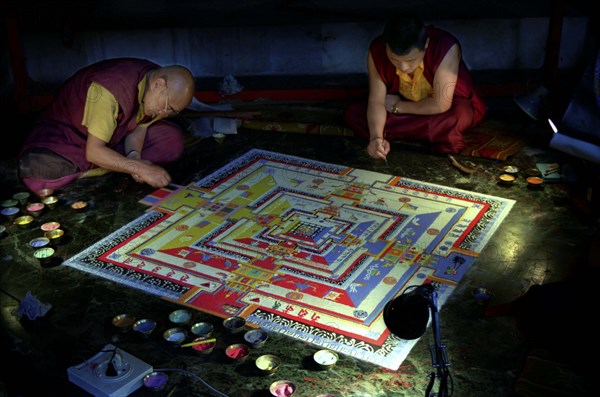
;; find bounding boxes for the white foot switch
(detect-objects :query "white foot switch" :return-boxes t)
[67,344,153,397]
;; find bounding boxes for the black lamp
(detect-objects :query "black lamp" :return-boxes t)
[383,283,453,396]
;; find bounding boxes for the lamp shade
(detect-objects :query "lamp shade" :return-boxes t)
[383,285,432,340]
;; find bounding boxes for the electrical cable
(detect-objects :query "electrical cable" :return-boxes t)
[154,368,230,397]
[105,348,118,377]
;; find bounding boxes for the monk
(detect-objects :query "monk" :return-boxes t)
[18,58,195,192]
[343,14,486,171]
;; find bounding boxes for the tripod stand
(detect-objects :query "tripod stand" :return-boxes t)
[383,284,453,397]
[422,285,452,397]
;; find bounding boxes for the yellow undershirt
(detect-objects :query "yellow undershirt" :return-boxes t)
[82,76,160,142]
[396,62,433,102]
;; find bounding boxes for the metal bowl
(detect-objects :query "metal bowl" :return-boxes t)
[223,316,246,334]
[313,349,338,370]
[269,380,296,396]
[132,318,157,336]
[112,313,136,332]
[168,309,192,325]
[256,354,281,375]
[244,328,269,348]
[143,371,169,391]
[191,321,214,337]
[14,215,34,228]
[162,327,188,345]
[225,343,250,363]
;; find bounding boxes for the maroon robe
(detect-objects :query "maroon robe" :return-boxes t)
[18,58,184,192]
[343,26,487,154]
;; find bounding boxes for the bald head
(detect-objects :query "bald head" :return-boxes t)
[153,65,195,112]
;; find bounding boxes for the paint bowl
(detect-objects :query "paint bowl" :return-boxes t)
[143,371,169,392]
[12,191,30,205]
[0,225,6,239]
[503,165,519,177]
[36,188,54,198]
[223,316,246,334]
[225,343,251,363]
[44,229,65,244]
[71,200,88,212]
[244,328,269,348]
[313,349,339,370]
[29,237,51,250]
[112,313,136,332]
[527,176,544,189]
[1,199,18,208]
[26,202,45,217]
[163,327,188,345]
[41,195,59,209]
[33,247,55,265]
[255,354,281,376]
[132,318,157,337]
[190,321,214,338]
[498,173,515,186]
[14,215,34,228]
[213,133,226,144]
[41,221,61,232]
[269,380,296,397]
[1,206,20,221]
[191,336,216,355]
[168,309,192,325]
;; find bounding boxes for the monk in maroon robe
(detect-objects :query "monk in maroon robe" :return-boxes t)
[343,14,486,164]
[18,58,195,193]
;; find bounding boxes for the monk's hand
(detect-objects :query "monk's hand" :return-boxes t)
[137,163,172,188]
[368,137,389,162]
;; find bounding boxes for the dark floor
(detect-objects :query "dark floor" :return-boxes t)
[0,99,599,397]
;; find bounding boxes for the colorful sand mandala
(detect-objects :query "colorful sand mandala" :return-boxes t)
[64,149,514,370]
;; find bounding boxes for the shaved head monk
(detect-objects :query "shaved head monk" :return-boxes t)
[343,14,486,166]
[18,58,195,192]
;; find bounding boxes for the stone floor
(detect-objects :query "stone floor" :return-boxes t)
[0,101,598,397]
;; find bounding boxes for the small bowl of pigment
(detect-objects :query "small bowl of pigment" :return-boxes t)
[503,165,519,177]
[191,321,214,338]
[256,354,281,376]
[41,221,61,232]
[143,371,169,392]
[26,202,45,217]
[191,336,216,355]
[527,176,544,189]
[36,188,54,198]
[14,215,34,228]
[223,316,246,334]
[168,309,192,325]
[498,173,516,186]
[244,328,269,348]
[313,349,339,370]
[1,207,20,221]
[44,229,65,244]
[269,380,296,397]
[225,343,251,363]
[41,195,59,209]
[112,313,136,332]
[132,318,157,337]
[163,327,188,345]
[71,200,88,212]
[33,247,55,265]
[1,199,18,208]
[12,191,30,205]
[29,237,51,250]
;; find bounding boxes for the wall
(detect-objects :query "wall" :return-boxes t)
[19,17,590,86]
